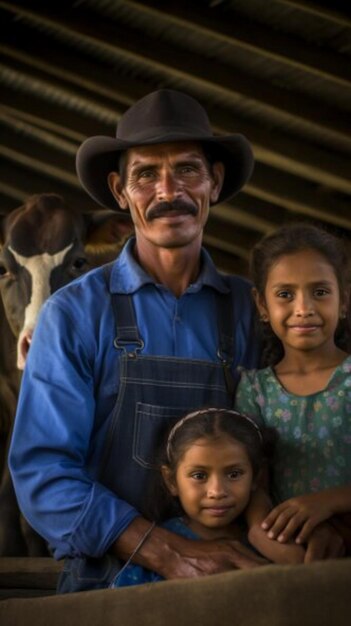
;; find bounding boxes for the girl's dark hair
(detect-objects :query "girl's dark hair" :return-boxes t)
[250,223,351,366]
[145,408,276,523]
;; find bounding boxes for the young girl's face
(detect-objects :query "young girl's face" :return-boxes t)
[256,249,346,356]
[163,434,255,539]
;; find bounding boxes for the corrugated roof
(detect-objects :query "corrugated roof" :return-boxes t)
[0,0,350,273]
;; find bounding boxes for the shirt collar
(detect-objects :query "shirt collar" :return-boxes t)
[109,237,230,295]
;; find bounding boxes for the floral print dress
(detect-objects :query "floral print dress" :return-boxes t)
[235,356,351,504]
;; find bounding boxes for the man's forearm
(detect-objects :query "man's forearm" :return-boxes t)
[111,517,184,578]
[111,516,267,580]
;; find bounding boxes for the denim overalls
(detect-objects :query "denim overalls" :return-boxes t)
[57,268,238,593]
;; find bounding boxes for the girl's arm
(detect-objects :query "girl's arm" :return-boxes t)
[236,371,303,563]
[246,488,305,565]
[331,513,351,556]
[262,485,351,545]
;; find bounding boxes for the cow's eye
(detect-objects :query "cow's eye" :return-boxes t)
[72,257,88,270]
[0,264,9,277]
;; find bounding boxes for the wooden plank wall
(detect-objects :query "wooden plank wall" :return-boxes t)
[0,557,62,599]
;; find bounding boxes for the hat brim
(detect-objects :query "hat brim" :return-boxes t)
[76,132,254,211]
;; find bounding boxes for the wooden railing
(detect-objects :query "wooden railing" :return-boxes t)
[0,557,63,599]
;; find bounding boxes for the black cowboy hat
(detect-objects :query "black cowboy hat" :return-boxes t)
[76,89,254,211]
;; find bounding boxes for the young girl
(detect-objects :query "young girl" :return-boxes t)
[235,223,351,555]
[110,407,294,588]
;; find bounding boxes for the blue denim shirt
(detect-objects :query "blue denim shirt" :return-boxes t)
[9,238,259,560]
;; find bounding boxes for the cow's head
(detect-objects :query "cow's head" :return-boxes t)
[0,193,133,369]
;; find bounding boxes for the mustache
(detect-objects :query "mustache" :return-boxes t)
[146,199,198,221]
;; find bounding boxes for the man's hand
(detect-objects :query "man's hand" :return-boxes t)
[113,517,267,581]
[161,537,268,580]
[261,493,334,544]
[304,522,345,563]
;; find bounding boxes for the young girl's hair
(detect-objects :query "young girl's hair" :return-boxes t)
[250,223,351,366]
[146,407,276,523]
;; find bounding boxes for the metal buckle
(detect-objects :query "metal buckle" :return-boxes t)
[113,338,145,354]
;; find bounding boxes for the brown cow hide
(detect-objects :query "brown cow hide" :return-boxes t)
[0,194,134,556]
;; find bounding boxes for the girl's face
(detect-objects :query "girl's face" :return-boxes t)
[162,435,255,539]
[256,249,346,356]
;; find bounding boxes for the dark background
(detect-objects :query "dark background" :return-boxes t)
[1,0,350,274]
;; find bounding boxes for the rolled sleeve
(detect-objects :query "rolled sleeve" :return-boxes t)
[9,296,137,559]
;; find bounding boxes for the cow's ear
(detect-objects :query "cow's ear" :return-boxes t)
[0,213,7,246]
[83,210,134,247]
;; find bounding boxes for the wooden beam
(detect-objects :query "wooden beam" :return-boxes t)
[0,62,118,126]
[247,164,351,231]
[1,2,350,142]
[0,90,113,140]
[0,557,62,590]
[1,52,350,196]
[0,43,144,109]
[0,159,97,211]
[277,0,351,26]
[89,0,351,86]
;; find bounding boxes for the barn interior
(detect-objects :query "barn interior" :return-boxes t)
[0,0,350,276]
[0,0,351,613]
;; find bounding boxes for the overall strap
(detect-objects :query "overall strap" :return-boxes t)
[216,291,234,364]
[104,262,235,395]
[103,263,144,352]
[216,288,236,399]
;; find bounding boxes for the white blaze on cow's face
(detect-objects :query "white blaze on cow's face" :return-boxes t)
[8,244,73,370]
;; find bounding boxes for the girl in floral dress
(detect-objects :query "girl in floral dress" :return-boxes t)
[235,223,351,560]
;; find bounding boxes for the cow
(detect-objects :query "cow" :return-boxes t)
[0,193,133,556]
[0,297,19,475]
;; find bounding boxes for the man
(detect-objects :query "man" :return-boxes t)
[8,90,341,593]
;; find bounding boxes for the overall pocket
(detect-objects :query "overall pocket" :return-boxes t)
[57,554,123,594]
[133,402,195,469]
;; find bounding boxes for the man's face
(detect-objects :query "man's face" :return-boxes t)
[108,142,224,250]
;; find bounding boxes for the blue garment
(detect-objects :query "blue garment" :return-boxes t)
[111,518,198,587]
[56,260,244,594]
[111,517,255,588]
[9,238,259,566]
